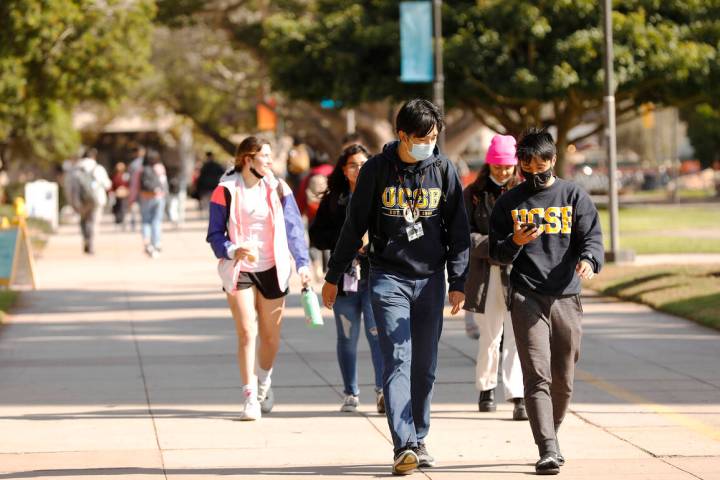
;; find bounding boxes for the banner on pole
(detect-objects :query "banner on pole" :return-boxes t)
[400,1,434,83]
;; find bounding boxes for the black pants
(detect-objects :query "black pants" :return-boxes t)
[510,286,583,456]
[79,209,97,252]
[113,197,128,225]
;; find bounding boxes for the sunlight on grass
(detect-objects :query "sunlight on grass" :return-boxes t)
[585,265,720,330]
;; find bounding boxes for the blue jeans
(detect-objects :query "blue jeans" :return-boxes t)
[370,268,446,453]
[140,197,165,248]
[333,283,383,396]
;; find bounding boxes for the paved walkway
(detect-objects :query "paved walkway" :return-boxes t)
[1,213,719,479]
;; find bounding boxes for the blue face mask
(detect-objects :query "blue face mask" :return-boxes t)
[409,141,436,161]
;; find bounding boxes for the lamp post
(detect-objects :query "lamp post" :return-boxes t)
[433,0,445,149]
[603,0,621,261]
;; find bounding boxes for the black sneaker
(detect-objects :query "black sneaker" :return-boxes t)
[392,449,418,476]
[556,438,564,466]
[415,442,436,468]
[535,453,560,475]
[512,398,528,420]
[478,389,496,412]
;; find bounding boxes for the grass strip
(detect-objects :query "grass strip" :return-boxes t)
[585,264,720,330]
[0,290,18,324]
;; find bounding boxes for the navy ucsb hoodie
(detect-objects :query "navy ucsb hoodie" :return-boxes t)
[489,178,604,296]
[325,141,470,292]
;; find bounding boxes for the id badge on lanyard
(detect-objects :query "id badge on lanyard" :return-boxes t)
[406,221,424,241]
[399,166,425,242]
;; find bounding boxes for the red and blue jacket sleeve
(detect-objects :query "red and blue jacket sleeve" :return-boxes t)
[206,186,233,260]
[279,184,311,269]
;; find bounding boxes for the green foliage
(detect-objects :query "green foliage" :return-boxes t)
[683,103,720,168]
[0,0,156,162]
[261,1,720,173]
[143,26,262,153]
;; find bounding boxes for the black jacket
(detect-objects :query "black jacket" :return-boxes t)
[325,141,470,292]
[309,190,368,296]
[463,176,512,313]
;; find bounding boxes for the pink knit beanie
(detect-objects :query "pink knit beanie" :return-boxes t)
[485,135,517,165]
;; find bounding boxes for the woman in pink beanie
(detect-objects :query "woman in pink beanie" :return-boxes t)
[462,134,528,420]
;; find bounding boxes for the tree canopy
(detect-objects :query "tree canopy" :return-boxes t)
[0,0,155,162]
[261,0,720,172]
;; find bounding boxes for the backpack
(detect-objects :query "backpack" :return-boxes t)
[72,167,98,214]
[140,165,162,193]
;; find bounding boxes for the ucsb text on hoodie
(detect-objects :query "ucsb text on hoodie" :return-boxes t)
[325,141,470,292]
[489,178,604,296]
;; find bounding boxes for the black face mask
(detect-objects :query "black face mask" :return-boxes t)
[249,166,264,179]
[522,168,554,191]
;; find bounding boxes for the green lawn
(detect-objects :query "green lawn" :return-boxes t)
[0,290,17,324]
[597,204,720,253]
[585,264,720,330]
[0,205,51,252]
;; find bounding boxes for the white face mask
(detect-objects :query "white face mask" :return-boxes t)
[409,142,435,161]
[490,175,510,186]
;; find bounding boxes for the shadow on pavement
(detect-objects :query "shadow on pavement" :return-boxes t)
[0,463,530,478]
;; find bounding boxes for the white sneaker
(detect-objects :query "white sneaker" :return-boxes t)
[340,395,359,412]
[240,397,261,421]
[258,383,274,414]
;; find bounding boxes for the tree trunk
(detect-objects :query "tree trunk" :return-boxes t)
[444,109,482,159]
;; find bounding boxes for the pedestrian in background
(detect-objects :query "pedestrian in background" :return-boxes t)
[196,151,226,216]
[110,161,130,229]
[130,149,167,258]
[206,136,311,421]
[127,145,146,231]
[463,135,527,421]
[490,128,604,475]
[67,148,111,255]
[309,144,385,414]
[321,99,470,475]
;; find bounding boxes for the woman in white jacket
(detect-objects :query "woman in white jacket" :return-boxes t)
[206,136,311,420]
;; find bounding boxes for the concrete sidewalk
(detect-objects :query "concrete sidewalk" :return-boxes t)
[0,214,719,479]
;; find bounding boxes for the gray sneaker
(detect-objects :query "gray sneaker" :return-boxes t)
[258,384,274,414]
[376,390,386,414]
[340,395,359,412]
[415,442,436,468]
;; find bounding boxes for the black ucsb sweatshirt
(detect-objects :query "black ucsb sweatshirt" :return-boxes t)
[325,141,470,292]
[489,178,604,296]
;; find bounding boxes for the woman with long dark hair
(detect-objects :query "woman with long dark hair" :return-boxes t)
[463,135,527,420]
[206,136,311,421]
[309,144,385,414]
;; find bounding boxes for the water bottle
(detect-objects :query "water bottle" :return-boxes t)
[301,286,324,328]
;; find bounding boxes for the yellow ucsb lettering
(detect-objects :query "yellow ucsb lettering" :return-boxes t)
[382,187,442,209]
[511,207,573,234]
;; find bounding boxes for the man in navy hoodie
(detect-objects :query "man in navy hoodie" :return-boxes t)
[490,129,604,475]
[321,99,470,475]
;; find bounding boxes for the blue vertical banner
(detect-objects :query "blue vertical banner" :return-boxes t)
[400,1,434,83]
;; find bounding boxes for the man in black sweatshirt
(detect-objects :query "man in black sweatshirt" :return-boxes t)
[490,129,604,475]
[321,99,470,475]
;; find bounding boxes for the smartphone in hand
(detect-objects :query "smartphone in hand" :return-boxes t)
[521,222,537,233]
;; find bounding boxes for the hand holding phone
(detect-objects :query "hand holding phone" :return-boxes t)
[521,222,537,233]
[512,221,542,246]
